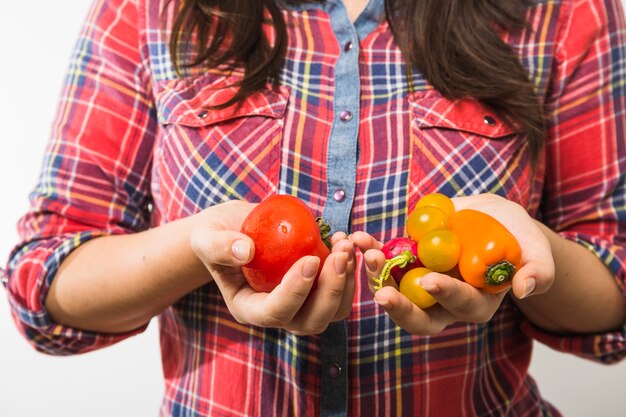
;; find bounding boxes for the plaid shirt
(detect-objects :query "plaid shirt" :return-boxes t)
[4,0,626,415]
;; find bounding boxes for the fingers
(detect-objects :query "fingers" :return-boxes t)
[330,231,349,245]
[363,249,396,294]
[192,224,321,326]
[372,268,507,335]
[210,236,357,335]
[349,231,383,252]
[330,238,357,320]
[373,286,454,335]
[286,252,348,335]
[364,246,455,336]
[191,228,257,304]
[287,238,356,334]
[251,256,320,327]
[222,256,319,326]
[191,227,255,269]
[418,273,507,323]
[510,260,555,299]
[511,230,555,299]
[192,209,360,335]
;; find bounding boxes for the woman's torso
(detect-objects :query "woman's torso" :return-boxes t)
[146,0,559,415]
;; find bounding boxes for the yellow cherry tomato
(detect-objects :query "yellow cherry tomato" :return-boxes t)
[416,193,456,218]
[417,229,461,272]
[399,267,437,309]
[406,205,449,242]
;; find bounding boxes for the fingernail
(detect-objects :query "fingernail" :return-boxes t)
[334,254,347,275]
[521,278,536,299]
[375,298,393,310]
[303,257,320,280]
[232,240,250,262]
[420,283,439,294]
[419,277,439,294]
[365,257,377,274]
[346,244,355,262]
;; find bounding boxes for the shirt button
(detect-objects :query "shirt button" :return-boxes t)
[344,41,354,52]
[333,189,346,202]
[483,115,496,126]
[339,111,353,122]
[198,110,208,119]
[328,362,342,378]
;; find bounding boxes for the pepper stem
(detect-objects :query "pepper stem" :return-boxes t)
[316,217,332,250]
[373,250,416,290]
[485,260,516,286]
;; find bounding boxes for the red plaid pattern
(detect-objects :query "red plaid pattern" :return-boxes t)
[4,0,626,415]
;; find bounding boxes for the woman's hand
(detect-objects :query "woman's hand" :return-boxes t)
[191,200,356,336]
[350,193,556,336]
[452,193,555,300]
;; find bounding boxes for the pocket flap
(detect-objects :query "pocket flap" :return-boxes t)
[408,90,516,139]
[157,76,290,127]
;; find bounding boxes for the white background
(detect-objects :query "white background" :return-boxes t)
[1,1,626,416]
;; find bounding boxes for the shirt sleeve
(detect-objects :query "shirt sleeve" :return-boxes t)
[527,0,626,363]
[2,0,157,355]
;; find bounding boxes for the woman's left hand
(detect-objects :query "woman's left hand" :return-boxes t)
[351,193,555,336]
[452,193,555,299]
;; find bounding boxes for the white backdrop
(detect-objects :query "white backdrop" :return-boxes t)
[1,1,626,416]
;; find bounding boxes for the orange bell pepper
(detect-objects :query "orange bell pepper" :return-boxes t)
[448,209,521,293]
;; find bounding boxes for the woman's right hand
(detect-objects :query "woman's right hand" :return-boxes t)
[191,200,356,336]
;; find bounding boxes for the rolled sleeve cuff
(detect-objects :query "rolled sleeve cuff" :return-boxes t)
[6,230,147,355]
[522,231,626,363]
[522,320,626,364]
[561,231,626,278]
[7,291,148,355]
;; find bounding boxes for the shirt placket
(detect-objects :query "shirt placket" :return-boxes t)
[319,2,362,417]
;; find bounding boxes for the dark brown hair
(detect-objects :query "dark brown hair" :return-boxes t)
[169,0,544,158]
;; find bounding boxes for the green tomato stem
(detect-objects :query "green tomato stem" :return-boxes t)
[373,250,416,290]
[316,217,332,250]
[485,260,516,286]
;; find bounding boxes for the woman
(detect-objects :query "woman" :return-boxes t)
[3,0,626,415]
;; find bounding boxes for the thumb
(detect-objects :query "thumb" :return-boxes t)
[510,261,554,299]
[191,226,255,268]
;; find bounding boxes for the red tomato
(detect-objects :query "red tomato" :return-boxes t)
[240,194,331,292]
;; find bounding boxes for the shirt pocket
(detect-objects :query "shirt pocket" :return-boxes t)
[406,90,532,208]
[154,76,290,219]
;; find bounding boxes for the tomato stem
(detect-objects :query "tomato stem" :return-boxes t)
[316,217,332,250]
[373,250,416,290]
[485,260,516,286]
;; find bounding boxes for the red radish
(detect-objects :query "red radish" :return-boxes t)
[378,237,422,286]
